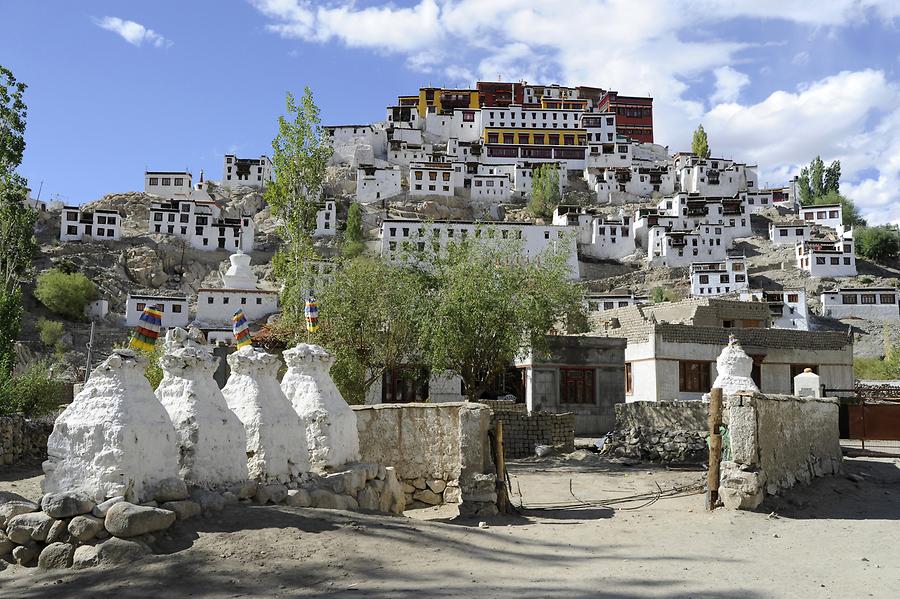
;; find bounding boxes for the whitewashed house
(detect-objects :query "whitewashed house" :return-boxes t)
[380,219,580,279]
[513,162,566,199]
[796,227,856,277]
[552,205,635,259]
[674,155,758,197]
[821,287,899,321]
[800,203,842,231]
[59,206,122,242]
[125,294,189,329]
[149,198,254,252]
[648,227,727,267]
[585,289,645,312]
[314,200,337,237]
[144,171,192,198]
[470,173,511,200]
[690,255,749,297]
[326,124,388,166]
[356,165,402,204]
[195,251,279,343]
[409,162,462,197]
[769,221,811,245]
[221,154,272,188]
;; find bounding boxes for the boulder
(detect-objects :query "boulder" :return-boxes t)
[155,328,248,487]
[92,496,125,518]
[309,488,358,511]
[12,542,38,566]
[42,350,181,503]
[154,478,190,502]
[413,489,441,505]
[322,466,367,496]
[228,480,259,500]
[73,537,151,569]
[222,346,310,482]
[41,491,95,518]
[0,531,13,557]
[285,488,311,508]
[191,490,226,513]
[38,542,75,569]
[68,514,105,542]
[255,483,288,505]
[104,502,176,538]
[46,518,69,543]
[0,500,39,528]
[6,511,55,544]
[427,479,447,494]
[159,500,201,521]
[281,344,360,470]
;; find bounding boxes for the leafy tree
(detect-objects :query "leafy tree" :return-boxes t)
[856,226,900,263]
[824,160,841,194]
[809,155,825,199]
[691,124,710,159]
[34,269,98,320]
[317,256,427,404]
[528,164,561,219]
[37,318,65,351]
[418,238,584,402]
[650,286,681,304]
[0,65,34,377]
[266,88,333,330]
[797,166,812,205]
[809,190,866,227]
[0,360,65,417]
[342,202,364,258]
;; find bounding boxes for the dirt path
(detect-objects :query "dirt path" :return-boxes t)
[2,455,898,598]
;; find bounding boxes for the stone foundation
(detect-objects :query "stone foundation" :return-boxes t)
[0,416,52,465]
[600,401,709,463]
[353,402,497,516]
[719,392,842,510]
[481,401,575,458]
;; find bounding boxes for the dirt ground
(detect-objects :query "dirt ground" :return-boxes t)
[1,452,898,598]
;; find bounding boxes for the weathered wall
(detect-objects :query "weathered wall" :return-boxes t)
[480,400,575,458]
[0,415,52,465]
[613,401,707,431]
[720,392,842,509]
[600,401,709,463]
[353,402,497,516]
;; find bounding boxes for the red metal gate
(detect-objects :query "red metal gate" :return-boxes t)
[848,385,900,446]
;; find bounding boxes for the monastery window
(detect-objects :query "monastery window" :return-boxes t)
[679,361,711,393]
[429,185,435,191]
[516,230,522,240]
[257,298,262,305]
[844,244,852,253]
[544,231,550,239]
[429,171,437,181]
[172,304,182,313]
[149,178,159,186]
[549,135,560,145]
[66,225,77,235]
[180,227,187,235]
[503,134,514,144]
[829,210,839,218]
[533,134,544,145]
[474,180,482,187]
[402,227,409,237]
[207,297,214,304]
[415,184,422,190]
[174,178,184,186]
[180,214,189,223]
[486,180,494,187]
[136,303,146,312]
[606,117,614,126]
[488,133,499,144]
[559,368,595,404]
[699,275,709,284]
[803,213,814,221]
[202,238,208,246]
[815,257,826,265]
[830,257,840,265]
[816,211,826,219]
[442,186,449,191]
[241,297,247,305]
[788,294,799,303]
[162,178,171,186]
[879,293,896,304]
[842,294,858,305]
[223,297,230,305]
[415,171,422,180]
[463,112,475,122]
[861,294,876,305]
[844,257,851,265]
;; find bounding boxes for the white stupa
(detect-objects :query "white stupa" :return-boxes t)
[222,346,310,482]
[710,335,760,396]
[281,344,360,470]
[42,350,180,502]
[155,328,249,487]
[222,249,258,290]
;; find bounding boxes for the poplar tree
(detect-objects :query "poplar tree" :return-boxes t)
[265,88,332,330]
[528,164,561,219]
[691,124,710,158]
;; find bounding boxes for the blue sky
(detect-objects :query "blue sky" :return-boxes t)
[3,1,900,222]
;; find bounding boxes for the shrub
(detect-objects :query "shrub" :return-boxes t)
[0,360,66,417]
[856,226,900,263]
[37,318,65,350]
[34,269,98,320]
[650,286,681,304]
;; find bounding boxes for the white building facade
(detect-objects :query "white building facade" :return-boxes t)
[144,171,192,198]
[149,198,254,252]
[796,227,857,277]
[356,165,402,204]
[125,294,190,329]
[221,154,272,188]
[195,251,280,333]
[821,288,899,321]
[60,206,122,242]
[800,203,842,231]
[769,222,811,245]
[690,255,749,297]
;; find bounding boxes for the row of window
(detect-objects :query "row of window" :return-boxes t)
[205,295,266,305]
[135,302,183,313]
[488,110,581,121]
[697,273,747,284]
[64,213,117,225]
[803,210,840,220]
[387,226,527,240]
[486,132,586,145]
[413,184,450,192]
[65,225,116,238]
[777,228,807,236]
[840,293,896,305]
[147,177,186,187]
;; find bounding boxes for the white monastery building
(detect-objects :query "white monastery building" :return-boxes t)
[144,171,192,199]
[356,165,402,204]
[221,154,272,188]
[690,255,749,297]
[821,287,900,321]
[769,221,811,245]
[125,294,189,329]
[149,197,254,252]
[796,227,857,277]
[800,203,842,231]
[314,200,337,237]
[59,206,122,242]
[739,289,810,331]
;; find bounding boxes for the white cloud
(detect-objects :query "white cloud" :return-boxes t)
[711,66,751,104]
[792,51,810,66]
[248,0,900,222]
[94,16,171,48]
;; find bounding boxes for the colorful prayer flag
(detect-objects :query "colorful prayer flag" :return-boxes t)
[232,309,253,349]
[129,304,163,352]
[304,295,319,333]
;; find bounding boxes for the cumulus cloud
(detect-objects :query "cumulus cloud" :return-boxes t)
[711,66,751,104]
[249,0,900,222]
[94,16,171,48]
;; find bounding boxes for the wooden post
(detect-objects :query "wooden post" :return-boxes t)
[494,420,510,514]
[706,387,723,511]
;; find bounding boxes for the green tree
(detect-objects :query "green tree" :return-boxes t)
[650,286,681,304]
[528,164,561,219]
[0,65,35,377]
[809,190,866,227]
[856,226,900,263]
[809,155,825,199]
[266,88,333,330]
[0,360,65,417]
[342,202,364,258]
[797,166,812,205]
[34,269,98,320]
[418,239,584,402]
[317,256,427,404]
[37,318,65,350]
[824,160,841,194]
[691,124,710,159]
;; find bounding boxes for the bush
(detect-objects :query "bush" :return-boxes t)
[0,361,66,417]
[856,226,900,263]
[37,318,65,350]
[34,269,98,320]
[650,286,681,304]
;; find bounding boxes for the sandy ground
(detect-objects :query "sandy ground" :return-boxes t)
[1,453,898,598]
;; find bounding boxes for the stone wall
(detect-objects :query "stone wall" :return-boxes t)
[0,415,53,465]
[353,402,497,517]
[481,400,576,458]
[720,392,842,510]
[599,401,709,463]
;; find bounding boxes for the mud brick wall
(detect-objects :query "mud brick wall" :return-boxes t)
[0,415,52,465]
[488,406,576,459]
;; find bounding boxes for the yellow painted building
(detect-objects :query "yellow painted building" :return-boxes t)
[482,127,587,146]
[416,88,480,117]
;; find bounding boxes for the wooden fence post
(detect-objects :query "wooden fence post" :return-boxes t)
[494,420,510,514]
[706,387,723,511]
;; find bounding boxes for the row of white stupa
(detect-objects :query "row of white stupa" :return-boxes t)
[42,328,359,503]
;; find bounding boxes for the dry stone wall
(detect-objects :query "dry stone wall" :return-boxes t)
[480,400,575,458]
[600,401,709,463]
[0,416,52,465]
